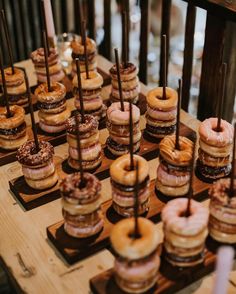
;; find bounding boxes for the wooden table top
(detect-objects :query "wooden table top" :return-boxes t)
[0,56,235,294]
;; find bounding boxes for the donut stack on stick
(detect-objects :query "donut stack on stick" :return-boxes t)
[162,198,209,267]
[110,217,161,293]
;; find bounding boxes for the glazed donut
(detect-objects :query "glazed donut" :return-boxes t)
[7,82,26,96]
[146,87,178,111]
[146,115,176,127]
[199,118,234,147]
[110,217,160,260]
[156,164,190,187]
[159,135,194,166]
[64,219,103,238]
[107,102,140,125]
[146,106,177,121]
[22,160,55,180]
[0,134,28,150]
[75,97,103,111]
[62,197,101,215]
[110,154,149,186]
[31,47,59,64]
[111,95,139,105]
[0,67,24,87]
[37,71,65,83]
[25,171,58,190]
[67,132,99,149]
[111,76,139,91]
[39,121,66,133]
[161,198,209,236]
[155,179,189,197]
[71,61,97,75]
[110,130,141,145]
[198,148,231,167]
[109,62,139,82]
[111,84,140,100]
[70,37,97,55]
[68,156,102,171]
[35,82,66,103]
[0,106,25,129]
[199,139,232,158]
[38,108,71,125]
[35,63,63,74]
[16,140,54,167]
[73,71,103,89]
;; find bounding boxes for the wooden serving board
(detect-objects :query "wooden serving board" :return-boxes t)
[89,237,227,294]
[46,174,210,265]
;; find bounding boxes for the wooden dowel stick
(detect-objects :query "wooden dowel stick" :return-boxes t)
[75,112,85,187]
[229,123,236,198]
[0,49,11,118]
[114,48,124,111]
[42,30,51,92]
[216,63,227,132]
[162,34,167,100]
[186,141,196,217]
[75,58,85,123]
[0,10,14,74]
[40,0,50,55]
[129,102,134,170]
[134,161,140,238]
[23,68,40,153]
[175,79,182,150]
[81,20,89,80]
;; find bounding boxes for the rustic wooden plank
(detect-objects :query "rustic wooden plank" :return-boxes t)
[182,3,196,112]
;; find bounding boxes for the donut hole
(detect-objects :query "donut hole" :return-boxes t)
[213,126,223,132]
[179,209,192,218]
[128,231,142,239]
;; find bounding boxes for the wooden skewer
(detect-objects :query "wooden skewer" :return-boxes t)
[40,0,50,55]
[185,140,196,217]
[23,68,40,153]
[134,161,140,239]
[229,123,236,198]
[0,48,11,118]
[129,102,134,170]
[216,63,227,132]
[81,20,89,80]
[162,34,167,100]
[42,30,51,92]
[75,112,85,188]
[114,48,124,112]
[175,79,182,150]
[122,11,128,68]
[0,10,14,74]
[75,58,85,123]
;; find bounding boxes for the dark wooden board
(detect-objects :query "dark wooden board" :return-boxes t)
[89,238,222,294]
[9,122,196,210]
[46,173,210,264]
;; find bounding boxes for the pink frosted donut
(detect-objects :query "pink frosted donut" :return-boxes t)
[112,188,149,207]
[156,164,190,187]
[22,161,55,180]
[39,121,66,133]
[107,102,140,125]
[162,198,209,236]
[69,143,101,161]
[147,105,177,121]
[199,117,234,147]
[111,84,140,100]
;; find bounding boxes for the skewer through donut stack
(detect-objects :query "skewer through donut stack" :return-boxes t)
[145,87,178,139]
[35,82,70,133]
[60,172,104,238]
[110,62,140,104]
[162,198,209,267]
[66,114,102,171]
[73,71,106,121]
[156,135,193,197]
[31,48,65,83]
[106,102,141,156]
[0,68,28,107]
[110,154,150,217]
[16,140,58,190]
[197,118,233,180]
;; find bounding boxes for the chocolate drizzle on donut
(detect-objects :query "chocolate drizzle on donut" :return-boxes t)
[110,62,137,75]
[0,122,26,135]
[37,98,66,110]
[66,114,98,135]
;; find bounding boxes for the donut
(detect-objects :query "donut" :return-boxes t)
[38,108,71,126]
[199,118,234,147]
[107,102,140,125]
[22,160,55,180]
[109,62,139,82]
[111,76,139,91]
[72,71,103,89]
[156,179,189,197]
[146,87,178,111]
[6,82,27,96]
[70,37,97,55]
[0,106,25,129]
[67,156,102,171]
[66,114,98,137]
[0,134,28,150]
[16,140,54,167]
[35,82,66,103]
[198,148,231,167]
[31,48,59,64]
[68,143,101,161]
[67,132,99,149]
[146,106,177,121]
[37,70,65,83]
[0,67,25,87]
[110,154,149,186]
[199,139,232,158]
[25,171,58,190]
[111,84,140,100]
[64,218,103,238]
[110,217,160,260]
[74,96,103,111]
[159,135,194,166]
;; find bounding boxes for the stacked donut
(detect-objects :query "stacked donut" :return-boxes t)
[16,140,58,190]
[0,68,28,107]
[31,48,65,83]
[66,114,102,171]
[110,217,161,293]
[106,102,141,156]
[156,135,193,197]
[110,62,140,104]
[60,172,104,238]
[70,36,97,77]
[145,87,178,139]
[110,154,150,217]
[0,105,28,150]
[162,198,209,267]
[73,71,106,121]
[197,118,233,180]
[35,82,70,133]
[209,178,236,244]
